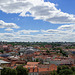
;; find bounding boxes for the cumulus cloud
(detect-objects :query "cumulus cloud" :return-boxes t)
[0,0,75,24]
[3,33,15,37]
[1,0,75,42]
[58,24,75,30]
[0,24,74,42]
[0,0,33,14]
[0,33,15,37]
[0,29,75,42]
[0,20,19,29]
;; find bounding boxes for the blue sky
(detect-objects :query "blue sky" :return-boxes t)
[0,0,75,42]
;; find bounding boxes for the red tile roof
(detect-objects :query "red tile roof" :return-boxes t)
[24,64,57,73]
[38,68,49,72]
[49,64,57,71]
[27,62,40,65]
[24,65,38,72]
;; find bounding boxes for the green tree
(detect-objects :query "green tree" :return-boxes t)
[11,69,17,75]
[72,72,75,75]
[46,50,50,53]
[1,68,12,75]
[60,50,62,53]
[57,66,61,73]
[0,50,3,53]
[36,58,39,62]
[16,65,28,75]
[71,67,75,72]
[1,68,7,75]
[50,70,58,75]
[1,68,17,75]
[59,69,73,75]
[62,65,69,70]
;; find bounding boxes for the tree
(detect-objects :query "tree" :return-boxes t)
[60,49,62,53]
[61,65,69,70]
[1,67,12,75]
[11,69,17,75]
[50,70,58,75]
[16,65,28,75]
[57,66,61,73]
[36,58,39,62]
[46,50,50,55]
[59,69,73,75]
[0,50,4,53]
[71,67,75,72]
[1,68,7,75]
[1,68,17,75]
[46,50,50,53]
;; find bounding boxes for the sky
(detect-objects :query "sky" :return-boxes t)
[0,0,75,42]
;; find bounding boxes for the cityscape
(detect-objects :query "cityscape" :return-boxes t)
[0,42,75,75]
[0,0,75,75]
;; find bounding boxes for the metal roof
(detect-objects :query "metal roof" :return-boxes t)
[0,60,10,64]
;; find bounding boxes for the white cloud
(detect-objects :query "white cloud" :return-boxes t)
[0,30,75,42]
[0,33,15,37]
[41,29,59,33]
[0,0,33,13]
[1,26,75,42]
[5,28,13,31]
[0,0,75,24]
[58,24,75,30]
[1,0,75,42]
[0,0,13,4]
[16,30,39,34]
[0,20,19,29]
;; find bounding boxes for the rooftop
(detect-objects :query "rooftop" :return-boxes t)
[0,60,10,64]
